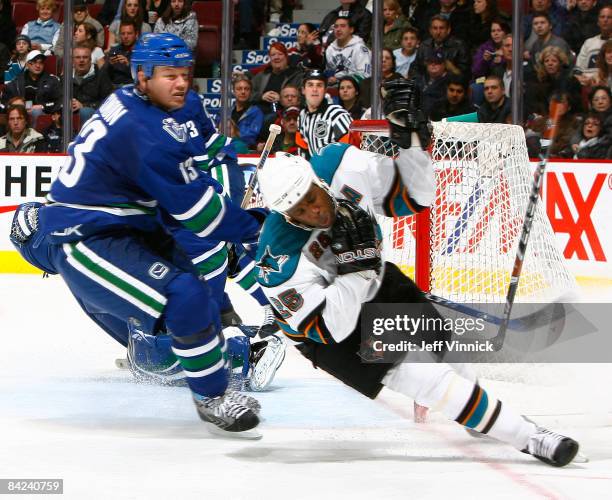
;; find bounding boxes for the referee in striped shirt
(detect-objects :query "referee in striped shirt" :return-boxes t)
[297,69,353,158]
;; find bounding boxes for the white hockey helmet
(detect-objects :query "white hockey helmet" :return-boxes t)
[258,153,320,215]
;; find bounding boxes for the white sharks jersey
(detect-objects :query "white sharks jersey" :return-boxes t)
[255,142,434,344]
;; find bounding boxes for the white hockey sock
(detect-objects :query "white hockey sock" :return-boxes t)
[433,373,536,450]
[383,363,536,450]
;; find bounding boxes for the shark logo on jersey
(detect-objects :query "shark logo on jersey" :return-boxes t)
[256,246,289,284]
[162,118,188,143]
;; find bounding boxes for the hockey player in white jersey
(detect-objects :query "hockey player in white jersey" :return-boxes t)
[254,78,580,466]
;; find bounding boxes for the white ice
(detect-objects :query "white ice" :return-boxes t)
[1,274,611,500]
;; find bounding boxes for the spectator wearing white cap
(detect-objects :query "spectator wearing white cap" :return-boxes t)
[1,50,60,119]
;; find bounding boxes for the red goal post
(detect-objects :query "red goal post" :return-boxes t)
[349,120,432,292]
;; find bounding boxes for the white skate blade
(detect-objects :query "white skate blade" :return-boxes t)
[572,451,589,463]
[204,423,262,440]
[115,358,129,370]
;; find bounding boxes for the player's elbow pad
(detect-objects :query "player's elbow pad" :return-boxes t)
[396,148,436,208]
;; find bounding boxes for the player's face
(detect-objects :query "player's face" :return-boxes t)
[302,80,325,108]
[578,0,595,11]
[8,109,26,137]
[142,66,190,111]
[286,184,336,229]
[606,49,612,66]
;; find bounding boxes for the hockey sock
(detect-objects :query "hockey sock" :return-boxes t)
[165,273,228,397]
[171,326,229,398]
[437,374,536,450]
[383,363,536,450]
[250,287,268,306]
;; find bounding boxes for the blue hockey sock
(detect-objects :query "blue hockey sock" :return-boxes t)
[171,325,229,398]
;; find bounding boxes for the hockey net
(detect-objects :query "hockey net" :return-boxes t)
[351,120,579,384]
[351,119,577,304]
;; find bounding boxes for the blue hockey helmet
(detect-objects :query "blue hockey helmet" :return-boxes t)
[130,33,193,82]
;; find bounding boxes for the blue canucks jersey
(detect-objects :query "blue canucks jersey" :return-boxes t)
[44,87,260,245]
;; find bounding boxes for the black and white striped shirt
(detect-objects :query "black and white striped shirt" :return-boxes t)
[298,101,353,157]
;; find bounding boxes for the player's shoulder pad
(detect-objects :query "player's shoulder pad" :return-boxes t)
[186,89,204,109]
[255,212,310,288]
[311,142,352,185]
[96,88,137,130]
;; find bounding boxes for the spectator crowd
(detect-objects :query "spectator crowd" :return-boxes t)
[225,0,612,159]
[0,0,611,158]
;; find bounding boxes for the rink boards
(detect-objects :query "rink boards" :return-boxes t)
[0,154,611,287]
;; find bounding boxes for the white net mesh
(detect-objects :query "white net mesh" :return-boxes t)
[354,120,577,304]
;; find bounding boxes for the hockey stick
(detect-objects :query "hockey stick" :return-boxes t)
[423,291,566,333]
[492,99,564,350]
[241,123,282,208]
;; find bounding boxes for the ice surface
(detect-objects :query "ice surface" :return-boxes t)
[1,275,611,499]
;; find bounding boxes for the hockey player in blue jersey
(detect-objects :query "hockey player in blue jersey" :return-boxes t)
[170,91,280,338]
[253,78,581,465]
[9,34,266,436]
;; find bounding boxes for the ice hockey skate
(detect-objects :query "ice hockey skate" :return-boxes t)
[257,304,281,337]
[523,426,580,467]
[194,391,262,440]
[249,334,286,391]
